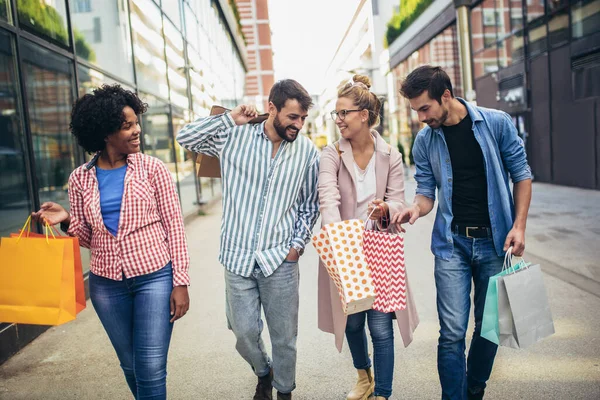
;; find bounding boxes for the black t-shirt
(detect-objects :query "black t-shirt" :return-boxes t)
[442,114,491,227]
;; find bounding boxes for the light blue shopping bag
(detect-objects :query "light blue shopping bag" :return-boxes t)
[480,249,528,345]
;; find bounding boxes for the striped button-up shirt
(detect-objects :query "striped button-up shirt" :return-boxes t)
[177,113,320,277]
[67,153,190,286]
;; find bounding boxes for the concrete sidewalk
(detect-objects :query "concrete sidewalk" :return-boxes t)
[0,179,599,399]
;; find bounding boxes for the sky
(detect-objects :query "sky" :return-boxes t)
[268,0,361,96]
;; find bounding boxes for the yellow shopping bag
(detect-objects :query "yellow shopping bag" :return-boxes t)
[0,218,77,326]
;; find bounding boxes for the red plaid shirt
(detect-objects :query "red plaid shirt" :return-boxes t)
[67,153,190,286]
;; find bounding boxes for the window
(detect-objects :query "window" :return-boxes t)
[483,9,503,26]
[526,0,545,22]
[17,0,70,46]
[1,0,9,22]
[571,0,600,39]
[69,0,135,82]
[482,0,498,47]
[510,8,524,31]
[140,94,176,181]
[72,0,91,13]
[0,30,32,237]
[21,39,76,211]
[547,0,568,13]
[77,64,132,97]
[130,0,168,98]
[162,0,182,30]
[548,9,569,47]
[528,18,548,57]
[372,0,379,15]
[474,45,499,78]
[572,50,600,99]
[164,17,189,109]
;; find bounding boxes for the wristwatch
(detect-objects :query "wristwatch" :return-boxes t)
[292,244,305,256]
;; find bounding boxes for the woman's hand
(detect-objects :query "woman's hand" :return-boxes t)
[367,199,388,220]
[31,202,70,226]
[170,286,190,323]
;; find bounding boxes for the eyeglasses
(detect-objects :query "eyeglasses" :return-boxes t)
[330,109,362,121]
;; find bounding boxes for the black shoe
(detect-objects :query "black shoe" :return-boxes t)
[467,387,485,400]
[253,368,273,400]
[276,391,292,400]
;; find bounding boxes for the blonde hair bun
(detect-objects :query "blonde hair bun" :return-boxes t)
[352,74,372,89]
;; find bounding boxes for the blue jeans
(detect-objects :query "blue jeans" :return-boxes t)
[346,310,394,398]
[435,234,504,400]
[225,261,300,394]
[89,263,174,400]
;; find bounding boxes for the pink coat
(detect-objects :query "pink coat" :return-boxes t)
[317,131,420,352]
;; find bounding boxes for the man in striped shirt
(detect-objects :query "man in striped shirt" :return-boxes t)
[177,80,319,400]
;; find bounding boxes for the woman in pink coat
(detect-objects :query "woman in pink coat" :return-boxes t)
[318,75,419,400]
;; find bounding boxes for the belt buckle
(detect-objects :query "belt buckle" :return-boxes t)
[465,227,477,238]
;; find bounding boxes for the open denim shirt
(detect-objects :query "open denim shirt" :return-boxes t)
[412,98,532,260]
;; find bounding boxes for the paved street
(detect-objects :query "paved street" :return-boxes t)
[1,178,599,399]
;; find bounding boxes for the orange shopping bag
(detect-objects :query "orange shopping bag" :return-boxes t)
[0,218,77,325]
[11,220,86,314]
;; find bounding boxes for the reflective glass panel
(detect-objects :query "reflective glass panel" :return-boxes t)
[474,46,499,78]
[162,0,181,30]
[1,0,9,21]
[17,0,70,46]
[547,0,568,12]
[471,3,485,52]
[140,94,176,179]
[164,18,189,109]
[0,31,32,237]
[526,0,545,22]
[548,10,569,47]
[497,0,512,39]
[69,0,135,83]
[21,39,76,210]
[528,18,548,56]
[171,108,196,215]
[130,0,168,98]
[572,0,600,39]
[482,0,499,47]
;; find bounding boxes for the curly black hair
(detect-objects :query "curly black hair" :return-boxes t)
[70,84,148,153]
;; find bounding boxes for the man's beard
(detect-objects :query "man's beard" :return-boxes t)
[425,107,449,128]
[274,114,299,142]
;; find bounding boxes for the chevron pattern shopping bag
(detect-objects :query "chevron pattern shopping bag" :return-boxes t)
[363,229,407,312]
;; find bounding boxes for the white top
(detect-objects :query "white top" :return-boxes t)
[353,154,377,221]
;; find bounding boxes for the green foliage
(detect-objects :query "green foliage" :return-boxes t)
[74,29,96,62]
[16,0,95,61]
[228,0,246,45]
[0,0,7,19]
[17,0,69,43]
[385,0,434,48]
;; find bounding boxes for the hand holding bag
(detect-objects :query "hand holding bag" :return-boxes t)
[362,209,407,313]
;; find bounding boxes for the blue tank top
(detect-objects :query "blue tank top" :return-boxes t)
[96,164,127,236]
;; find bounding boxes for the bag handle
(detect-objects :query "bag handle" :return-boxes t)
[16,216,56,244]
[502,246,526,273]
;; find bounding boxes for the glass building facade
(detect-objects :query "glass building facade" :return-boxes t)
[389,0,600,189]
[0,0,246,363]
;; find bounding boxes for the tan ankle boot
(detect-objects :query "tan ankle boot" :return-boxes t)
[346,368,374,400]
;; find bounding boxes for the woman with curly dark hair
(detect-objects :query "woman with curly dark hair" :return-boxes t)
[32,84,190,400]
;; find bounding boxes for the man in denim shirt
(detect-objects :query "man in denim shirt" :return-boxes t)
[392,66,532,400]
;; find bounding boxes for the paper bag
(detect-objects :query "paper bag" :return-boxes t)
[195,105,269,178]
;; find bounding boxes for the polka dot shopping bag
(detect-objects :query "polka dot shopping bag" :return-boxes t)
[311,219,376,315]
